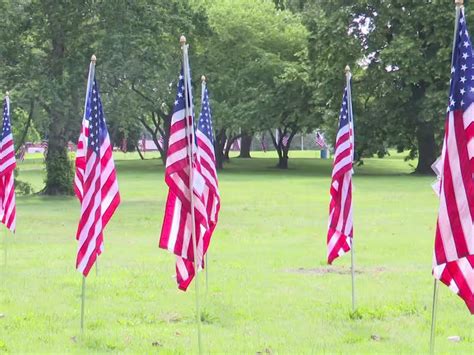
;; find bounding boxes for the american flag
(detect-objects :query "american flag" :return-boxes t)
[175,81,221,290]
[196,82,220,247]
[41,140,48,159]
[74,60,120,277]
[327,78,354,264]
[316,131,327,149]
[121,137,127,153]
[159,50,215,290]
[261,134,267,153]
[433,9,474,313]
[16,145,26,162]
[0,95,16,233]
[141,135,146,152]
[282,135,289,148]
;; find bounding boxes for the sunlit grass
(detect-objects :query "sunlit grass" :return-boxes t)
[1,151,473,353]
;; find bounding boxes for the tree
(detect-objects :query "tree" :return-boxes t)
[303,0,455,174]
[6,0,100,194]
[97,0,210,165]
[199,0,312,168]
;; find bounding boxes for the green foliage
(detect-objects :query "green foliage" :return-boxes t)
[14,168,34,195]
[302,0,457,172]
[11,107,40,146]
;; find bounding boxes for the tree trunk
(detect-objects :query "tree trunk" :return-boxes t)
[44,110,74,195]
[415,121,436,174]
[215,129,226,170]
[43,25,74,195]
[269,128,296,169]
[277,150,289,169]
[238,133,252,158]
[224,134,241,161]
[136,144,145,160]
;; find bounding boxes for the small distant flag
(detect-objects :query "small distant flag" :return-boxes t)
[327,75,354,264]
[432,8,474,313]
[74,56,120,277]
[121,137,127,153]
[315,131,327,149]
[0,94,16,233]
[282,135,289,148]
[41,140,48,159]
[261,134,267,153]
[231,137,241,151]
[16,145,26,162]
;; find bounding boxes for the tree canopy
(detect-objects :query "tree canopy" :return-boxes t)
[0,0,466,193]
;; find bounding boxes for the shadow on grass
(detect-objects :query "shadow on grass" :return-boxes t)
[114,156,423,179]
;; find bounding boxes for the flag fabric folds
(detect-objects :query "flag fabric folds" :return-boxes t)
[74,60,120,277]
[159,50,220,291]
[327,79,354,264]
[433,8,474,314]
[0,95,16,233]
[196,82,220,250]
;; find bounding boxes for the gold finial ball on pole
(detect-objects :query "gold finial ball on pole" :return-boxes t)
[201,75,206,82]
[5,91,9,97]
[91,54,97,63]
[455,0,464,6]
[180,35,187,45]
[345,65,351,73]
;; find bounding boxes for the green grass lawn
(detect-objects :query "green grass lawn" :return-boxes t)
[1,151,473,353]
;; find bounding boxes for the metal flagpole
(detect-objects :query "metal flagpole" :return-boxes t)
[181,35,203,354]
[429,279,439,354]
[430,1,463,352]
[345,65,356,312]
[201,75,209,294]
[80,276,86,333]
[3,228,6,267]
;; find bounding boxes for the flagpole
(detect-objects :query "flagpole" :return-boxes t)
[430,1,463,352]
[429,279,439,354]
[79,54,96,335]
[201,75,209,294]
[181,35,203,354]
[3,228,6,267]
[345,65,356,313]
[80,275,86,333]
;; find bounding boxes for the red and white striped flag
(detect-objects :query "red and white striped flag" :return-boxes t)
[433,9,474,313]
[327,77,354,264]
[0,95,16,233]
[74,57,120,277]
[159,44,218,291]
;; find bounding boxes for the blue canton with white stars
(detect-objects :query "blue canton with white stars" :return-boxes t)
[173,68,192,115]
[86,79,107,154]
[449,9,474,112]
[2,99,11,141]
[339,86,351,130]
[197,86,214,144]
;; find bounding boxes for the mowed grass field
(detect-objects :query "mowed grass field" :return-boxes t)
[1,150,473,353]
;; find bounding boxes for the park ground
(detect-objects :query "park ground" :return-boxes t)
[0,151,473,353]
